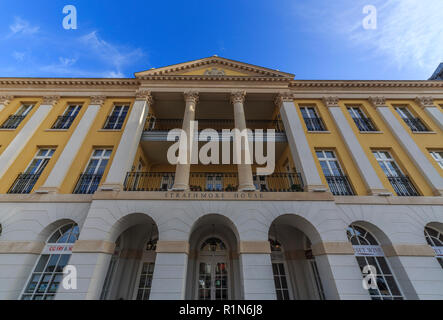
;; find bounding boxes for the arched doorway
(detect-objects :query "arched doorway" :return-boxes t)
[186,214,241,300]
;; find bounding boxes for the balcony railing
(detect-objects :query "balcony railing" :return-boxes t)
[144,118,285,133]
[73,174,103,194]
[387,175,419,196]
[325,175,354,196]
[0,115,26,129]
[402,118,428,132]
[8,173,41,194]
[352,117,377,132]
[124,172,303,192]
[51,115,76,130]
[303,117,326,132]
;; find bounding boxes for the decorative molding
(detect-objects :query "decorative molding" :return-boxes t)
[72,240,116,254]
[322,96,340,108]
[0,241,45,254]
[368,96,387,109]
[89,95,107,106]
[290,80,443,88]
[274,92,296,107]
[415,96,435,109]
[156,241,190,254]
[230,90,247,104]
[239,241,271,254]
[382,244,435,257]
[0,95,14,105]
[41,95,60,106]
[311,242,354,256]
[135,89,154,104]
[183,90,199,104]
[204,68,226,76]
[0,79,137,87]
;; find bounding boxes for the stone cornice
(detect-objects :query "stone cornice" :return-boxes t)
[0,78,137,87]
[290,80,443,88]
[138,75,293,82]
[230,90,246,104]
[415,96,435,109]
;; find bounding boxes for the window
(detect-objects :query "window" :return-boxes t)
[51,105,82,129]
[160,174,174,191]
[395,106,428,132]
[316,150,354,195]
[100,237,122,300]
[253,175,268,191]
[373,150,419,196]
[430,151,443,169]
[270,239,291,300]
[206,175,223,191]
[424,227,443,268]
[21,223,79,300]
[300,106,326,131]
[8,149,55,194]
[347,106,377,132]
[103,105,129,130]
[1,104,34,129]
[73,149,112,194]
[347,225,404,300]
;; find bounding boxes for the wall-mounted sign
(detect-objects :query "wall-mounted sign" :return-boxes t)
[42,244,73,255]
[353,245,384,257]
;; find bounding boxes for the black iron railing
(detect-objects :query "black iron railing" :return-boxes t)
[303,117,326,132]
[8,173,41,194]
[190,172,239,192]
[387,175,420,196]
[0,115,26,129]
[255,172,304,192]
[352,117,377,132]
[51,115,77,130]
[145,119,183,131]
[73,174,103,194]
[246,120,286,133]
[402,118,428,132]
[124,172,175,191]
[325,175,354,196]
[103,115,126,130]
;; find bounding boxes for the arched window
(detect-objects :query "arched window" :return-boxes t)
[347,225,404,300]
[21,223,79,300]
[424,226,443,268]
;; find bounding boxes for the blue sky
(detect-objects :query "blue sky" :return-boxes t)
[0,0,442,80]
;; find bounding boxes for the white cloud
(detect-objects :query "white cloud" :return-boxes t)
[9,17,39,36]
[12,51,25,61]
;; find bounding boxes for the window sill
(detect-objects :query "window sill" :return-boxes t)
[307,130,331,134]
[359,131,383,134]
[411,131,437,134]
[0,128,17,131]
[98,129,123,132]
[45,129,69,132]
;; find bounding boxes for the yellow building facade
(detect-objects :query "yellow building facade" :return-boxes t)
[0,57,442,301]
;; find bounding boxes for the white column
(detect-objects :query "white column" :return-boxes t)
[231,91,256,191]
[369,97,443,196]
[323,96,390,196]
[100,90,153,191]
[0,96,59,180]
[172,91,199,191]
[277,93,326,192]
[150,241,189,300]
[240,253,276,300]
[415,97,443,132]
[0,95,13,113]
[37,96,106,194]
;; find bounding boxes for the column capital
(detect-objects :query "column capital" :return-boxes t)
[415,96,435,109]
[368,96,387,109]
[274,92,295,107]
[90,95,107,106]
[135,89,154,104]
[41,95,61,106]
[183,90,199,104]
[230,90,246,105]
[0,95,14,106]
[322,96,340,108]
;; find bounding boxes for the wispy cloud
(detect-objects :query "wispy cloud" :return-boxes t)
[12,51,25,61]
[9,17,39,36]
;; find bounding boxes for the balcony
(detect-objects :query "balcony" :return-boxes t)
[51,115,76,130]
[0,115,26,129]
[8,173,41,194]
[325,175,354,196]
[352,117,377,132]
[402,118,428,132]
[123,172,304,192]
[303,117,326,132]
[387,175,419,196]
[73,174,103,194]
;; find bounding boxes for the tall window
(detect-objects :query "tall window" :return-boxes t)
[1,104,34,129]
[300,106,326,131]
[424,226,443,268]
[347,106,377,132]
[270,238,292,300]
[100,237,122,300]
[52,105,82,129]
[373,150,419,196]
[21,223,79,300]
[316,150,354,195]
[429,151,443,169]
[347,225,404,300]
[103,105,129,130]
[395,106,428,132]
[8,149,55,194]
[73,149,112,194]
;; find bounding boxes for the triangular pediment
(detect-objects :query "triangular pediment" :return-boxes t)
[135,56,294,78]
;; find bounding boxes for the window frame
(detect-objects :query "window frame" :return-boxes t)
[103,105,130,130]
[429,150,443,169]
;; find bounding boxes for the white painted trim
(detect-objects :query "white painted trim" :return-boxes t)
[424,107,443,132]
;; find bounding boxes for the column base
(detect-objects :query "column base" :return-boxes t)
[238,185,256,192]
[305,184,328,192]
[433,189,443,196]
[368,188,392,196]
[171,184,189,191]
[34,187,60,194]
[99,183,124,192]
